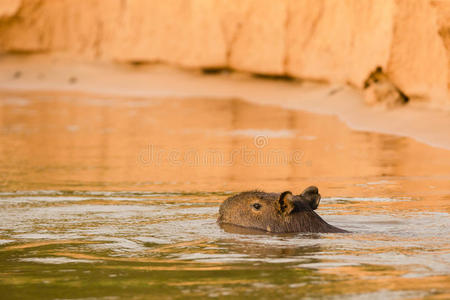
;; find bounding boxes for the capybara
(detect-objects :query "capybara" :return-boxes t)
[218,186,347,233]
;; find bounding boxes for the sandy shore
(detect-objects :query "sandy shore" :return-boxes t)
[1,54,449,150]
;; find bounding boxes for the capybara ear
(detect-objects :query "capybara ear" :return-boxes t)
[301,186,321,210]
[278,191,295,215]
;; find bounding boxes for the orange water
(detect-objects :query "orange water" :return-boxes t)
[0,91,449,299]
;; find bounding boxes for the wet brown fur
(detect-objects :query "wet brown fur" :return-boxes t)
[218,187,347,233]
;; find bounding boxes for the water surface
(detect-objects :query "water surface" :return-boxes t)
[0,91,449,299]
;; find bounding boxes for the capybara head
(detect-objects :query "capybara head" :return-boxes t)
[218,186,347,233]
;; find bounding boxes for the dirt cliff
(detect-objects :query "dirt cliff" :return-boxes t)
[0,0,448,106]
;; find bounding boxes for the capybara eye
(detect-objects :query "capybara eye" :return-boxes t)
[252,203,261,210]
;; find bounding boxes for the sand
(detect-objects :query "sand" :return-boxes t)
[0,54,449,150]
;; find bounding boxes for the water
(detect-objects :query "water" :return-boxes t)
[0,91,449,299]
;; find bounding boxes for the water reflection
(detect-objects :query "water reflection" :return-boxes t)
[0,91,449,298]
[1,91,450,201]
